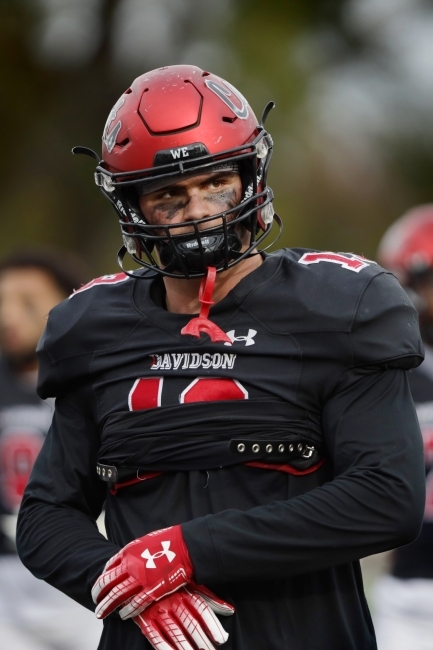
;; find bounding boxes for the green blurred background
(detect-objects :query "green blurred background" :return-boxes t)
[1,0,433,277]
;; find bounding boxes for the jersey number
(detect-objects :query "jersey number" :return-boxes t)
[129,377,248,411]
[298,252,371,272]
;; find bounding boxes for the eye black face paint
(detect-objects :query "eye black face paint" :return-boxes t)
[149,200,187,223]
[204,187,238,211]
[144,180,241,227]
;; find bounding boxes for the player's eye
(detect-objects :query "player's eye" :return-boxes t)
[206,178,225,190]
[161,190,175,199]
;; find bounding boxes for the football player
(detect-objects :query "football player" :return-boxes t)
[17,65,426,650]
[0,249,102,649]
[374,206,433,650]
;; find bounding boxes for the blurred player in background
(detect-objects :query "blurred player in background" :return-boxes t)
[0,249,103,650]
[375,205,433,650]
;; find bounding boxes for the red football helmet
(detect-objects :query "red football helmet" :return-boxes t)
[377,204,433,284]
[74,65,280,278]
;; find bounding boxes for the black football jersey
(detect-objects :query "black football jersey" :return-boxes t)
[392,345,433,579]
[17,249,426,650]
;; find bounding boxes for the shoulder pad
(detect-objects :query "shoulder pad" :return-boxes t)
[294,247,424,367]
[37,271,140,398]
[267,249,423,369]
[70,272,130,297]
[352,269,424,369]
[271,248,384,332]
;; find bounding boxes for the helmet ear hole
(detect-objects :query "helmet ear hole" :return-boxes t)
[259,203,275,229]
[123,235,138,256]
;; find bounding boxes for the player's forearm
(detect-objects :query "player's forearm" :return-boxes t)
[16,497,120,611]
[182,457,424,584]
[183,369,425,585]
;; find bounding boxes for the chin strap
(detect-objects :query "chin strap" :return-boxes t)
[181,267,232,344]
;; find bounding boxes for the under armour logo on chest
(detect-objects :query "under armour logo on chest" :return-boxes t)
[141,541,176,569]
[225,329,257,346]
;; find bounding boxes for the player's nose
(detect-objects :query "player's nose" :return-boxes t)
[182,192,211,223]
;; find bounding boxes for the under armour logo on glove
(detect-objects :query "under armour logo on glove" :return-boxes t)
[92,525,194,620]
[141,541,176,568]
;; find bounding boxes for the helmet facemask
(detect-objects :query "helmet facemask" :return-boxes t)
[96,129,278,279]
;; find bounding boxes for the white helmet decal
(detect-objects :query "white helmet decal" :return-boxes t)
[103,97,125,152]
[205,79,249,120]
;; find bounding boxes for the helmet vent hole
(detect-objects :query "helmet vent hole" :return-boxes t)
[124,88,132,94]
[117,138,130,148]
[202,71,210,76]
[222,115,236,123]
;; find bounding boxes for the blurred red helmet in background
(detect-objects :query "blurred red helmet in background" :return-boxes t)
[377,204,433,284]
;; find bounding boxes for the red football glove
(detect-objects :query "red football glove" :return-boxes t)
[92,525,194,620]
[135,584,235,650]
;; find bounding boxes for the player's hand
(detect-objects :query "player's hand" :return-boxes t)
[134,584,235,650]
[92,525,194,619]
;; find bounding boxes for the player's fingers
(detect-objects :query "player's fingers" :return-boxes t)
[182,592,228,646]
[91,563,126,604]
[170,595,216,650]
[138,605,195,650]
[134,614,177,650]
[157,609,196,650]
[187,584,235,617]
[95,576,140,619]
[119,589,154,619]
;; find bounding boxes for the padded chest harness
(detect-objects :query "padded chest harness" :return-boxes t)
[96,399,326,494]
